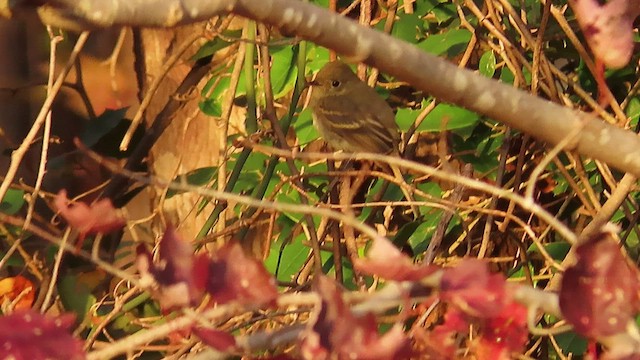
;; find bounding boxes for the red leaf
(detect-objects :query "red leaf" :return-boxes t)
[475,301,528,360]
[560,226,640,338]
[440,259,507,317]
[205,243,277,306]
[0,310,85,360]
[137,229,278,309]
[301,276,411,360]
[135,227,206,309]
[426,290,528,360]
[425,259,528,359]
[193,327,237,352]
[570,0,640,68]
[422,308,468,358]
[354,237,437,281]
[55,190,125,241]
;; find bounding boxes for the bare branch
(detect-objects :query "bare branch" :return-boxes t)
[15,0,640,178]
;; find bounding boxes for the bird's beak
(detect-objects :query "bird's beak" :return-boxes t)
[305,79,319,88]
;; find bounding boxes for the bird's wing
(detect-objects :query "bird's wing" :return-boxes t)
[317,95,398,153]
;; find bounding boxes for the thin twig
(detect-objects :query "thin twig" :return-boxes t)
[79,140,388,245]
[0,31,90,203]
[524,126,582,201]
[0,214,136,284]
[247,144,578,245]
[40,228,71,312]
[102,27,128,107]
[425,163,472,264]
[24,28,62,230]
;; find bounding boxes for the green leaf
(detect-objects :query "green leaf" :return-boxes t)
[479,51,496,77]
[244,151,270,172]
[500,66,515,84]
[475,130,502,156]
[306,45,331,72]
[414,0,444,17]
[624,228,640,259]
[201,76,230,117]
[393,220,423,250]
[275,185,304,223]
[0,189,24,215]
[471,132,501,177]
[231,152,270,197]
[432,3,458,24]
[451,122,501,178]
[627,97,640,128]
[112,312,142,333]
[416,103,480,132]
[418,29,471,56]
[390,13,423,43]
[419,29,471,57]
[0,250,24,267]
[199,98,223,117]
[166,167,217,198]
[191,30,241,60]
[207,74,231,100]
[270,46,298,98]
[528,242,571,261]
[550,331,587,358]
[201,67,248,118]
[336,259,367,291]
[142,301,161,318]
[234,172,260,196]
[522,65,532,86]
[395,107,418,132]
[58,274,97,324]
[265,231,309,282]
[508,263,536,281]
[407,210,444,253]
[417,181,443,197]
[295,108,319,145]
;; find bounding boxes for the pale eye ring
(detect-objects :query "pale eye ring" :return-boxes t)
[331,80,341,88]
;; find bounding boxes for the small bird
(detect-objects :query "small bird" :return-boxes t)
[308,61,419,217]
[308,61,401,155]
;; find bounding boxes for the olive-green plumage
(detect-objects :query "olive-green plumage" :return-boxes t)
[308,61,400,154]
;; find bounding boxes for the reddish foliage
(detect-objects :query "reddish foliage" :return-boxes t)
[474,301,528,360]
[0,275,35,310]
[205,242,278,306]
[136,228,277,310]
[54,189,125,241]
[425,301,528,360]
[440,258,507,317]
[193,327,238,352]
[424,260,529,359]
[570,0,640,68]
[0,310,85,360]
[422,308,468,358]
[301,276,411,360]
[560,227,640,338]
[587,340,598,359]
[136,227,206,309]
[353,237,437,281]
[594,60,612,106]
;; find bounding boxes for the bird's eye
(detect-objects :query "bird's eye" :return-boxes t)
[331,80,341,88]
